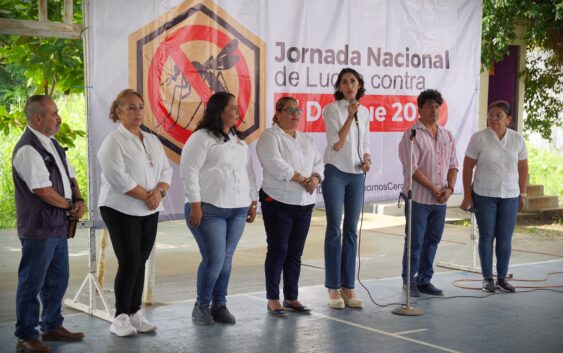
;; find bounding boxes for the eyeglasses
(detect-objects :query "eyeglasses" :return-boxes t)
[281,107,303,115]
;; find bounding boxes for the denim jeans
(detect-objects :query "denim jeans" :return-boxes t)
[322,164,364,289]
[15,235,69,339]
[401,201,446,285]
[473,193,519,279]
[185,202,249,306]
[260,189,314,300]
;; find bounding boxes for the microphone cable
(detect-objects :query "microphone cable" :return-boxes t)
[353,109,404,307]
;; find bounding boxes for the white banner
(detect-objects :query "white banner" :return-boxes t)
[88,0,482,226]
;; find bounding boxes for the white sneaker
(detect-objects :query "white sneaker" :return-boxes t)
[110,313,137,337]
[130,310,157,333]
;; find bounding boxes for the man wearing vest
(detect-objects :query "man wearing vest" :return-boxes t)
[12,95,85,353]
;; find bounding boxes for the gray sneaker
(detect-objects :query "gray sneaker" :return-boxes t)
[211,304,236,324]
[192,304,214,325]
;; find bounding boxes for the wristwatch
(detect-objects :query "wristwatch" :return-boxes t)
[158,188,167,198]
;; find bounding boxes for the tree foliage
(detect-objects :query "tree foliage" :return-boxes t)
[482,0,563,140]
[0,0,85,147]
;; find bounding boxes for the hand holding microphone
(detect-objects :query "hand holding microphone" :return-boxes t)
[347,99,359,124]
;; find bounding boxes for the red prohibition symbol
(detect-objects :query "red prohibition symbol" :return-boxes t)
[148,25,252,143]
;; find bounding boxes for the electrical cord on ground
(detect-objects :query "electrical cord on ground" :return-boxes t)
[358,198,563,307]
[414,287,563,303]
[357,173,404,308]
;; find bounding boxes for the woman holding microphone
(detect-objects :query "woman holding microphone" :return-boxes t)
[181,92,258,325]
[257,96,324,317]
[322,68,371,308]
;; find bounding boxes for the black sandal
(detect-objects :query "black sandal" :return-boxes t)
[283,300,312,314]
[267,304,287,317]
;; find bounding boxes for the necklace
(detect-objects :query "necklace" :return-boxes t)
[140,137,153,168]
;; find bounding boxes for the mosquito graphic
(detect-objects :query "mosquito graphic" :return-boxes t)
[159,39,240,129]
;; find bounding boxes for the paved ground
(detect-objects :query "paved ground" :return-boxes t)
[0,208,562,352]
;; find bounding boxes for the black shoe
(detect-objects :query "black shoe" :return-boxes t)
[267,304,287,318]
[210,304,236,324]
[496,279,516,293]
[283,300,312,314]
[482,278,496,293]
[402,283,421,297]
[417,283,444,296]
[192,304,214,325]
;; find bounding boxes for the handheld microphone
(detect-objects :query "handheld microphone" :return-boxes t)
[349,99,359,125]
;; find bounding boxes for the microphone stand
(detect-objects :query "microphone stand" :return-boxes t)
[392,128,423,316]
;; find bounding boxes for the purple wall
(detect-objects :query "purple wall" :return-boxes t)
[488,45,520,130]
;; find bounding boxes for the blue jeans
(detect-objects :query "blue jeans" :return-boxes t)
[322,164,364,289]
[260,189,314,300]
[15,235,69,339]
[185,203,249,306]
[473,193,519,279]
[401,201,446,285]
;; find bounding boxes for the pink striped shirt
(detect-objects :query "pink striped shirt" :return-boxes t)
[398,120,458,205]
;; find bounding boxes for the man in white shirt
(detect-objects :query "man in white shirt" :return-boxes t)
[12,95,85,353]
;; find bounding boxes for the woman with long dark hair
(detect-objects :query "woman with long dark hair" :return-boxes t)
[322,68,371,309]
[180,92,258,325]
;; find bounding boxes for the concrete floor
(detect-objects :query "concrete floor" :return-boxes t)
[1,208,562,352]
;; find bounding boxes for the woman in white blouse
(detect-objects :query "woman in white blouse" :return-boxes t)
[180,92,257,325]
[256,96,324,317]
[322,68,371,309]
[98,89,172,336]
[461,100,528,293]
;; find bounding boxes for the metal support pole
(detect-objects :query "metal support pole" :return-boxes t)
[63,0,112,322]
[393,128,423,316]
[437,209,483,273]
[143,246,157,304]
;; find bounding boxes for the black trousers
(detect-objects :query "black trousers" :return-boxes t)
[260,189,314,300]
[100,206,159,317]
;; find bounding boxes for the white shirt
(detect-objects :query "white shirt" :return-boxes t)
[180,129,258,208]
[257,124,324,206]
[465,127,527,198]
[323,99,371,173]
[97,124,173,216]
[13,126,75,198]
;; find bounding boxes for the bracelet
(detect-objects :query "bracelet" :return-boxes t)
[73,197,84,203]
[158,188,167,198]
[250,204,257,209]
[519,193,527,197]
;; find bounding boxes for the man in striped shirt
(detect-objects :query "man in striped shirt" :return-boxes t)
[398,89,458,297]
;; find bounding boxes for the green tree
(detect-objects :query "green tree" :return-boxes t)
[482,0,563,140]
[0,0,85,147]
